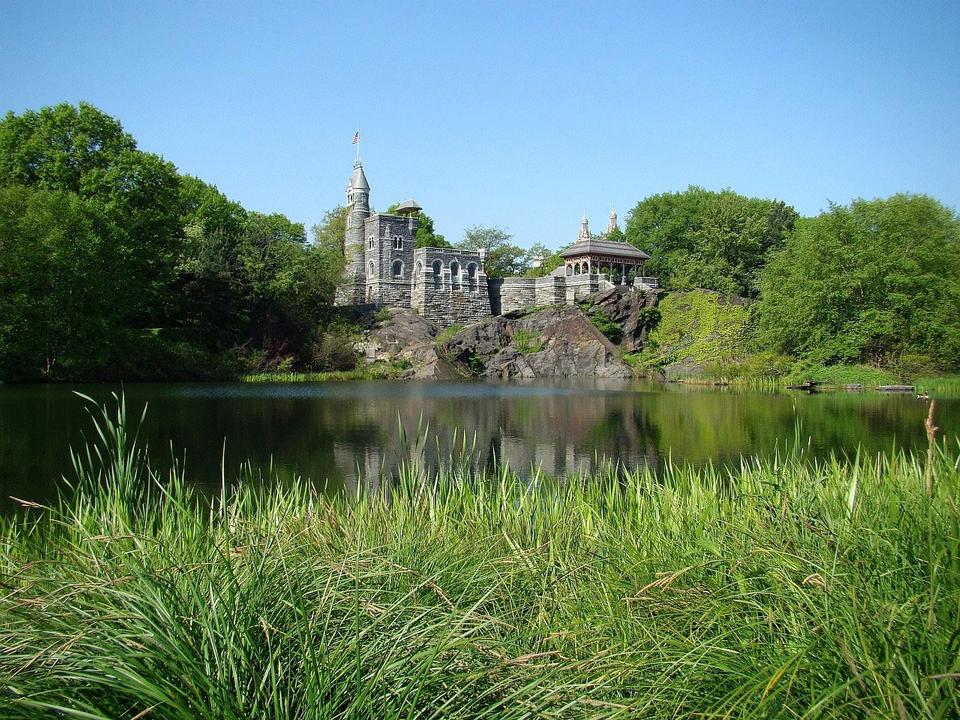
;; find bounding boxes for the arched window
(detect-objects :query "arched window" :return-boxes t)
[466,263,477,290]
[566,264,573,276]
[450,261,460,288]
[392,260,403,278]
[574,262,581,275]
[414,261,422,288]
[368,235,375,250]
[368,260,375,278]
[393,235,403,250]
[432,259,442,288]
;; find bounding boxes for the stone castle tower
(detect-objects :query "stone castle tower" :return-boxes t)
[332,154,653,327]
[333,157,489,324]
[334,161,372,305]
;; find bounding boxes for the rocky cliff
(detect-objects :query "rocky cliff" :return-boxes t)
[357,287,666,380]
[439,305,632,379]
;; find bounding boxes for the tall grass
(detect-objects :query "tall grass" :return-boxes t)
[916,375,960,397]
[241,361,404,383]
[1,398,958,718]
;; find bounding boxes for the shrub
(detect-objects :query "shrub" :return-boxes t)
[513,330,543,354]
[586,310,623,344]
[310,322,359,371]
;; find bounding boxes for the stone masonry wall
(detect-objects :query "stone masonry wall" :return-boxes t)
[413,248,490,326]
[534,276,566,306]
[565,275,602,302]
[334,203,370,306]
[498,278,535,315]
[363,213,417,306]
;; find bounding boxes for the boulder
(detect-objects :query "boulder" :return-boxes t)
[581,287,662,352]
[440,306,632,379]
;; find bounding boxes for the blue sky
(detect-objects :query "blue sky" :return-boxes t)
[2,0,958,250]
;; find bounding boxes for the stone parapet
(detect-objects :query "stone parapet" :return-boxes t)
[411,247,490,326]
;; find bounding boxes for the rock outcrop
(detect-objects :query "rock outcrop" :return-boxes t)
[360,309,458,379]
[439,305,632,379]
[579,287,662,352]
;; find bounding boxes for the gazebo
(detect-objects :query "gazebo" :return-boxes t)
[561,215,651,283]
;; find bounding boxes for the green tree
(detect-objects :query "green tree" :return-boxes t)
[173,177,249,346]
[523,242,564,277]
[0,186,116,379]
[311,205,348,256]
[758,194,960,368]
[624,187,797,297]
[605,226,626,243]
[0,102,136,192]
[458,225,527,277]
[0,102,183,325]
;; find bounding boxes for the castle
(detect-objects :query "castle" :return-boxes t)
[334,159,656,327]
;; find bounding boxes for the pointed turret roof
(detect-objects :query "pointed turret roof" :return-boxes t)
[350,161,369,191]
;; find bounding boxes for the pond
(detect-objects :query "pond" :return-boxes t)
[1,379,957,510]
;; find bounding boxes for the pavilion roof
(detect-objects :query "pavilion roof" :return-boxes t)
[561,238,650,261]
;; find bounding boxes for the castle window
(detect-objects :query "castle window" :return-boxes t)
[393,235,403,250]
[392,260,403,278]
[368,260,375,278]
[466,263,477,290]
[368,236,375,250]
[432,259,442,288]
[450,262,460,289]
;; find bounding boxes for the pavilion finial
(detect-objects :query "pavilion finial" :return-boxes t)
[607,208,618,234]
[579,214,590,241]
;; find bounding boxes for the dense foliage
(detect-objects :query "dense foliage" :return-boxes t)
[624,186,798,297]
[458,225,528,277]
[639,290,754,373]
[2,102,958,382]
[0,103,345,381]
[758,194,960,370]
[1,400,957,717]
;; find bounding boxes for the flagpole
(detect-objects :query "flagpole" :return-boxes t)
[355,127,360,164]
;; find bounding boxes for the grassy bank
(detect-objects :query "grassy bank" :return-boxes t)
[1,401,958,718]
[241,360,407,383]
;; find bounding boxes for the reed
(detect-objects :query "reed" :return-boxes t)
[1,398,958,718]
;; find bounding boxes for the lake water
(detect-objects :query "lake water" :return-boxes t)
[1,379,957,510]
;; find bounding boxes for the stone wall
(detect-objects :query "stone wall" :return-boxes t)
[496,276,598,314]
[362,213,417,306]
[498,278,535,315]
[565,275,602,302]
[412,247,491,326]
[534,276,566,306]
[334,203,371,306]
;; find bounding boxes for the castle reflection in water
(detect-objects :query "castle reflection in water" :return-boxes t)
[1,379,954,510]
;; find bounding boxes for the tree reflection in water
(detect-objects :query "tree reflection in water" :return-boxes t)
[0,379,956,509]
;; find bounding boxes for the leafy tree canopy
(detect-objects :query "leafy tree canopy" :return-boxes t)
[0,102,343,380]
[458,225,527,277]
[758,194,960,368]
[624,187,798,297]
[524,242,565,278]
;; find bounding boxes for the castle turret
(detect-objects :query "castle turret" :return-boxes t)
[334,160,373,305]
[578,214,591,242]
[607,209,618,234]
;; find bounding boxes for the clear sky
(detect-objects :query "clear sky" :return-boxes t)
[2,0,959,250]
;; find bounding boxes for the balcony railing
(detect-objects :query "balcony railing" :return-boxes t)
[635,276,658,289]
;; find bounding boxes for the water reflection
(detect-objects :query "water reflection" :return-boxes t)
[0,380,956,509]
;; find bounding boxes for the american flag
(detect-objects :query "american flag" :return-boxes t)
[352,130,359,145]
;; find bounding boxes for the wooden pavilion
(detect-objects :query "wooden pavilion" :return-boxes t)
[560,215,652,284]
